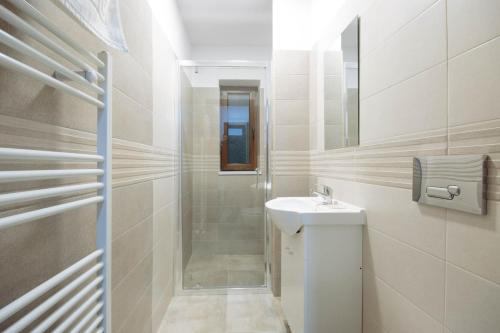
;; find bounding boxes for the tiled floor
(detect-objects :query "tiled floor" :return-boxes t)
[158,294,287,333]
[184,254,265,289]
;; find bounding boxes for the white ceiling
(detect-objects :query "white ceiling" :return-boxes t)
[176,0,272,47]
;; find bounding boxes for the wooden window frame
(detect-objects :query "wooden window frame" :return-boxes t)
[220,87,259,171]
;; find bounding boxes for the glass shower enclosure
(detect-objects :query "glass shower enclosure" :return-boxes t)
[177,62,270,291]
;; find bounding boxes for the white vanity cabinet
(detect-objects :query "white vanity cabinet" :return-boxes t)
[281,224,363,333]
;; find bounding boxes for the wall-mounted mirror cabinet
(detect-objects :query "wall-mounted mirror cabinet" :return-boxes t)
[323,17,359,150]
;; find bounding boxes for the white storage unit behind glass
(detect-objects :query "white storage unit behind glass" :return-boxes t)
[0,0,112,331]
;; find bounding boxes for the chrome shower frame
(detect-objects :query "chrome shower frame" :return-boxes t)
[174,60,272,296]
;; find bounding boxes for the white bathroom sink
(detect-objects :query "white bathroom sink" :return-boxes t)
[265,197,365,235]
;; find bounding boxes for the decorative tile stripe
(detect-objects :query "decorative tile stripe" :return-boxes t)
[449,119,500,201]
[182,154,267,173]
[271,151,310,176]
[310,129,448,189]
[112,139,178,188]
[182,154,218,172]
[0,115,179,188]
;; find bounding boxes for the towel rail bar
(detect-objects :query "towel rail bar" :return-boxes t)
[0,250,103,324]
[31,278,103,333]
[3,263,103,333]
[0,29,104,93]
[5,0,105,68]
[0,169,103,183]
[0,0,112,328]
[52,289,103,333]
[0,53,104,107]
[0,196,104,230]
[0,4,104,81]
[0,148,103,161]
[70,303,103,333]
[0,182,104,206]
[83,315,104,333]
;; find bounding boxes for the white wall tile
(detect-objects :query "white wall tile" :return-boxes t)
[445,264,500,333]
[274,100,309,125]
[447,0,500,58]
[447,201,500,285]
[363,228,445,321]
[272,175,310,197]
[274,50,310,75]
[274,125,310,151]
[449,37,500,126]
[361,0,439,56]
[360,0,446,98]
[363,269,443,333]
[360,63,447,142]
[319,179,447,258]
[274,74,309,100]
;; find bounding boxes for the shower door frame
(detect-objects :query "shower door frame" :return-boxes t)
[175,60,272,295]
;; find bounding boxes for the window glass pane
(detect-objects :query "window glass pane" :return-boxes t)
[227,93,250,164]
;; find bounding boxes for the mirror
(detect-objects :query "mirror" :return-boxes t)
[324,17,359,150]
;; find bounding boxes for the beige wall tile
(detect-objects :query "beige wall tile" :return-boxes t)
[153,206,175,308]
[445,264,500,333]
[112,181,153,239]
[363,228,445,321]
[274,125,309,151]
[153,202,175,251]
[360,0,439,56]
[154,177,177,211]
[274,75,309,100]
[448,37,500,126]
[0,66,97,132]
[274,50,310,75]
[117,284,153,333]
[113,88,153,145]
[112,252,153,331]
[0,204,96,307]
[309,123,318,151]
[112,51,153,111]
[363,269,443,333]
[272,175,310,197]
[152,280,174,332]
[318,179,447,258]
[120,0,153,76]
[361,0,447,98]
[112,216,153,287]
[274,100,309,125]
[447,201,500,285]
[360,63,447,142]
[447,0,500,58]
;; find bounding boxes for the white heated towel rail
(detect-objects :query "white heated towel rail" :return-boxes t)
[0,0,111,332]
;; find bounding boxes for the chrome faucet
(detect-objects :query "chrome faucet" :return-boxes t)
[311,184,333,205]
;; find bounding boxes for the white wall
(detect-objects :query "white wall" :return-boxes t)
[273,0,312,50]
[147,0,192,59]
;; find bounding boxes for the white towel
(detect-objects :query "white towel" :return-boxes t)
[52,0,128,52]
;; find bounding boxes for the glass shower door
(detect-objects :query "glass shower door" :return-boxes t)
[179,65,268,290]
